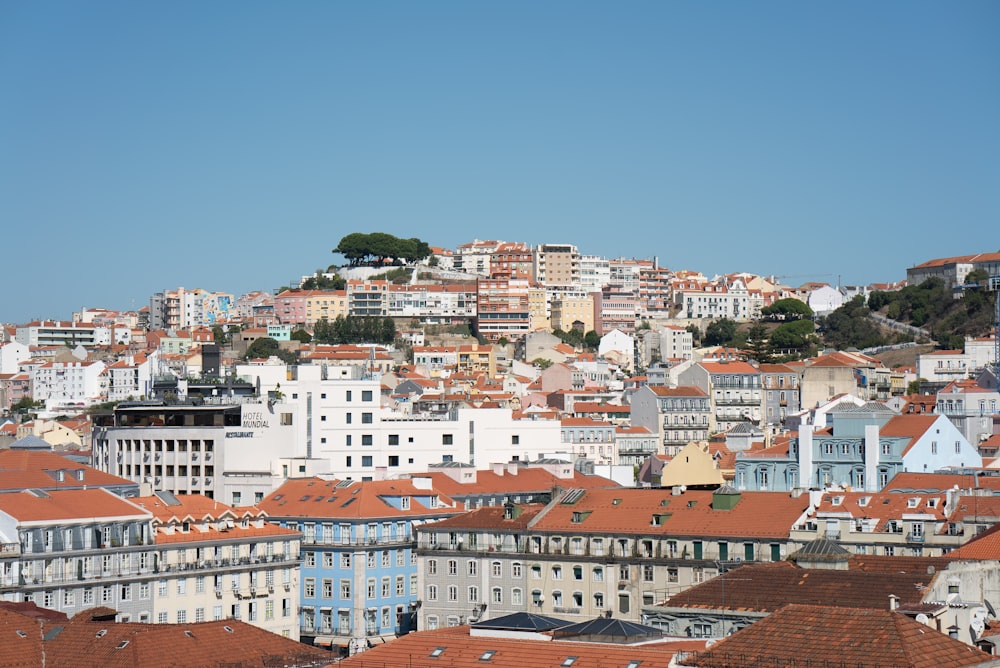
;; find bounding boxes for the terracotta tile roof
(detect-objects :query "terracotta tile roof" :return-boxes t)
[699,361,759,375]
[0,489,147,523]
[43,616,331,668]
[0,451,124,492]
[946,521,1000,560]
[0,606,44,667]
[422,504,547,531]
[684,603,995,668]
[846,554,957,573]
[661,561,933,613]
[646,385,708,397]
[884,472,1000,493]
[530,488,808,539]
[259,477,457,520]
[337,623,707,668]
[414,467,618,499]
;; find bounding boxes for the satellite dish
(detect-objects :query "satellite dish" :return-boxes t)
[986,598,997,618]
[915,613,929,625]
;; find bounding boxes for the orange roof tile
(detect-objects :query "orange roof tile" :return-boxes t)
[685,603,993,668]
[337,624,706,668]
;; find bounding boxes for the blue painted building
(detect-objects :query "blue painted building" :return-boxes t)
[260,477,457,653]
[736,403,981,492]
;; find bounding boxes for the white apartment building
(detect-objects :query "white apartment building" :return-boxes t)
[16,320,111,347]
[674,279,752,321]
[386,284,478,323]
[242,364,564,481]
[107,352,159,402]
[30,360,108,412]
[0,488,300,638]
[0,340,31,375]
[579,255,611,293]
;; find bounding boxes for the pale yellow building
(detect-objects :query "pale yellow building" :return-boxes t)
[550,294,595,333]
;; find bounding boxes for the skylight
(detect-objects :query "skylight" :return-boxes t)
[561,657,578,667]
[115,641,130,650]
[479,650,496,661]
[429,647,446,658]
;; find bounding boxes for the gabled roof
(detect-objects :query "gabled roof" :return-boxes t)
[660,561,933,613]
[0,489,147,523]
[259,477,457,520]
[683,604,996,668]
[530,488,808,539]
[336,624,706,668]
[42,615,330,668]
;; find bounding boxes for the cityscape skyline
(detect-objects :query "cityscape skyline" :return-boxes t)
[3,1,997,323]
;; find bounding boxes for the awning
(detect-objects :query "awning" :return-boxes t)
[313,636,334,647]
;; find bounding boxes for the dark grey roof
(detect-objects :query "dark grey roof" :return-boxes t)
[471,612,570,632]
[726,422,761,436]
[552,617,663,641]
[714,483,741,495]
[9,435,52,450]
[788,538,851,561]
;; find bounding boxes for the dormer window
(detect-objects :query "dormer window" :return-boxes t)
[858,497,870,507]
[182,521,190,532]
[832,497,843,506]
[401,497,411,510]
[907,498,919,508]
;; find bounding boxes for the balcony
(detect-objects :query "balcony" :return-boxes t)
[905,532,925,544]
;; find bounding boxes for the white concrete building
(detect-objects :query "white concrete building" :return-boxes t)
[0,340,31,375]
[242,364,564,481]
[30,360,108,411]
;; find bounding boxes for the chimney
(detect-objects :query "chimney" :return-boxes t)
[889,594,899,611]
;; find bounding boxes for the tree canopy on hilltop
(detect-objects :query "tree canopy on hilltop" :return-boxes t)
[333,232,431,267]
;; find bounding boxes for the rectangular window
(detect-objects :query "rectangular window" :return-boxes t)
[362,390,373,401]
[442,434,454,445]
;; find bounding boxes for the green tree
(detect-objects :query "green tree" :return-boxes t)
[761,298,813,320]
[704,318,737,346]
[745,320,773,363]
[584,330,601,349]
[770,319,816,350]
[290,329,312,344]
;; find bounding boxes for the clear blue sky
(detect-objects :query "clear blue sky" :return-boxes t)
[2,1,997,323]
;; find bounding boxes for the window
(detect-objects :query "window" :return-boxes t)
[305,552,316,567]
[362,455,373,466]
[491,561,502,578]
[469,586,479,602]
[322,579,333,598]
[642,564,654,582]
[594,592,604,608]
[382,577,391,598]
[512,562,522,578]
[468,560,478,576]
[593,567,604,582]
[956,441,962,453]
[388,434,399,446]
[448,585,458,602]
[512,588,523,605]
[362,390,373,402]
[362,435,373,446]
[367,579,376,599]
[428,559,437,575]
[442,434,454,445]
[362,412,373,424]
[304,578,315,598]
[428,585,438,601]
[492,587,503,604]
[931,441,938,455]
[340,580,351,599]
[448,560,458,576]
[341,553,351,568]
[552,565,562,580]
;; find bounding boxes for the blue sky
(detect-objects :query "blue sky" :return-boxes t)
[2,1,997,323]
